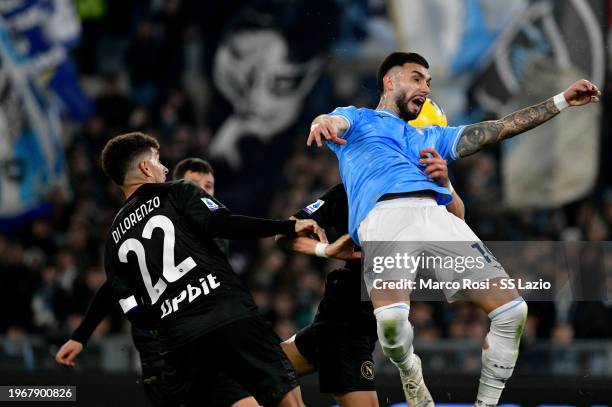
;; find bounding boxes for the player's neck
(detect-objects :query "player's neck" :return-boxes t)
[376,96,400,116]
[121,180,150,200]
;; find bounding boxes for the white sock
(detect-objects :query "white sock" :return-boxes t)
[374,303,416,374]
[476,299,528,406]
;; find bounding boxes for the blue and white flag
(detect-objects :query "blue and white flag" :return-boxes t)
[0,18,67,230]
[0,0,91,122]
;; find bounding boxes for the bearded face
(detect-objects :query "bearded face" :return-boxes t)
[395,91,426,122]
[388,63,431,122]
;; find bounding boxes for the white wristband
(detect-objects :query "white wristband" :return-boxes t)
[553,93,569,111]
[447,181,454,194]
[315,242,329,258]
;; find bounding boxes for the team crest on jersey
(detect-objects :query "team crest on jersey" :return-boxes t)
[303,199,324,214]
[360,361,374,380]
[201,198,220,211]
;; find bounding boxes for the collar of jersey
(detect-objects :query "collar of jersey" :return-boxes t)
[376,109,402,120]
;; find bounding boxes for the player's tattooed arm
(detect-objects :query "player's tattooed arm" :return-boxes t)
[457,79,601,157]
[456,98,558,158]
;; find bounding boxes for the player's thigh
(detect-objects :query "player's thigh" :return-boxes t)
[428,214,516,305]
[316,323,377,396]
[208,372,255,407]
[274,387,304,407]
[465,276,521,314]
[159,344,198,406]
[281,333,316,376]
[334,391,378,407]
[160,333,252,407]
[221,316,300,407]
[231,396,261,407]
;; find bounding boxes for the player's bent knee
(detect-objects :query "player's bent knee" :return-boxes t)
[275,387,305,407]
[373,303,412,348]
[334,391,379,407]
[489,299,528,337]
[280,336,315,376]
[231,396,261,407]
[482,299,528,381]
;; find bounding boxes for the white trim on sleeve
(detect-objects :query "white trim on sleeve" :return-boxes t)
[119,295,138,314]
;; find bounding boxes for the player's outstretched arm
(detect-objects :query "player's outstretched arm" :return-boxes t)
[205,215,327,242]
[307,114,349,147]
[456,79,601,158]
[55,280,114,366]
[276,232,361,261]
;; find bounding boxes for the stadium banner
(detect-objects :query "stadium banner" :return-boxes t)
[0,17,67,231]
[0,0,91,122]
[360,241,612,302]
[469,0,607,209]
[210,0,339,168]
[212,29,323,167]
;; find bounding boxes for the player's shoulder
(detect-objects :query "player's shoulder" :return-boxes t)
[331,105,371,114]
[165,179,202,197]
[300,184,346,216]
[325,183,347,200]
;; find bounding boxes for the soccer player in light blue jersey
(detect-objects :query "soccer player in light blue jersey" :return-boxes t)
[307,52,601,407]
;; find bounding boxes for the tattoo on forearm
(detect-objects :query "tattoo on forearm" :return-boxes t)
[456,98,559,157]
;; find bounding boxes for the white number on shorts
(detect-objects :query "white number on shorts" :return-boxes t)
[470,242,497,263]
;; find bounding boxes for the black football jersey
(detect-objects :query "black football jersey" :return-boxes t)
[294,184,375,327]
[293,183,355,267]
[104,181,257,352]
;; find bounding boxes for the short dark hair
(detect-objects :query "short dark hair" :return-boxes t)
[172,158,214,180]
[101,132,160,185]
[377,52,429,93]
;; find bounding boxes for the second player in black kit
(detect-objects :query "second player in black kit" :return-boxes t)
[291,183,378,394]
[57,158,256,407]
[105,180,299,406]
[101,133,320,406]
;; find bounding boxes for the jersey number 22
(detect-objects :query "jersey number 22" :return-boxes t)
[118,215,196,303]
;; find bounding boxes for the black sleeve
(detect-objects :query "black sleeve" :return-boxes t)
[293,184,348,233]
[71,281,112,345]
[205,214,296,239]
[176,181,297,239]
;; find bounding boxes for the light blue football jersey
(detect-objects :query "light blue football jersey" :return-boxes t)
[326,106,465,244]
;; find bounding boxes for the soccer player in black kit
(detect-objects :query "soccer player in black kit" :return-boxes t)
[97,132,325,407]
[55,157,262,407]
[277,148,464,407]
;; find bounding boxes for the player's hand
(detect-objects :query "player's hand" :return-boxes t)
[419,147,449,187]
[55,339,84,367]
[563,79,601,106]
[326,234,361,261]
[294,219,328,243]
[307,117,347,147]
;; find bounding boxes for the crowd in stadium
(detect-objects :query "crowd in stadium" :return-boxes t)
[1,0,611,365]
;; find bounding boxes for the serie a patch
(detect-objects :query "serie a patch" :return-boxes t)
[201,198,221,211]
[303,199,325,214]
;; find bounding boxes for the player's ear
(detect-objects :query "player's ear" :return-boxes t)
[383,74,394,93]
[138,159,152,178]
